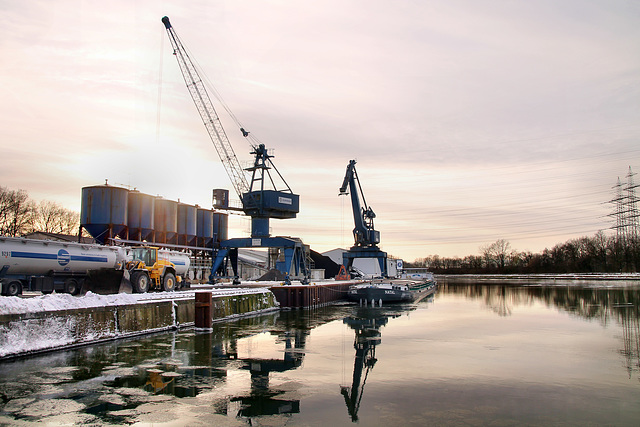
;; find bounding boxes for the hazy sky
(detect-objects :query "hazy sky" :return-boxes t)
[1,0,639,261]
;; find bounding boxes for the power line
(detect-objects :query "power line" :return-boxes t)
[609,166,640,242]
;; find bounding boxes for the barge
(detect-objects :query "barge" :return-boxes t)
[347,278,437,306]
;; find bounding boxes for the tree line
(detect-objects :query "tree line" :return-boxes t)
[0,186,80,237]
[409,234,640,274]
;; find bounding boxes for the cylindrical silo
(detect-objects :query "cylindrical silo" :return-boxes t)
[213,212,229,245]
[81,185,129,244]
[154,198,178,244]
[177,203,197,247]
[127,191,155,242]
[197,207,214,248]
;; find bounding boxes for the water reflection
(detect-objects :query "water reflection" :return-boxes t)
[231,329,305,417]
[442,283,640,381]
[1,284,640,425]
[0,306,356,424]
[340,308,394,422]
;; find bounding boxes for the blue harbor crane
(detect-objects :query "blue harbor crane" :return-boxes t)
[339,160,388,277]
[162,16,308,283]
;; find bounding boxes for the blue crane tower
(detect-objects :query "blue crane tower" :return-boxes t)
[162,16,309,284]
[339,160,388,277]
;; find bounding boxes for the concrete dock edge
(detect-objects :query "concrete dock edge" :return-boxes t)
[0,289,279,359]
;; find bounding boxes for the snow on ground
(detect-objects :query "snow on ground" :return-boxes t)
[0,279,356,316]
[0,284,284,358]
[0,286,271,316]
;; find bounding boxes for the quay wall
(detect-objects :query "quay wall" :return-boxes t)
[270,282,353,308]
[0,290,278,359]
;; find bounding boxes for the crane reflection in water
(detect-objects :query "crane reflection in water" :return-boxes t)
[340,307,406,422]
[229,329,304,418]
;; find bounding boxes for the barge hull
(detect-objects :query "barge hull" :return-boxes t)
[269,282,353,309]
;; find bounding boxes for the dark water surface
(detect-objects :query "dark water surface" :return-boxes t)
[1,283,640,426]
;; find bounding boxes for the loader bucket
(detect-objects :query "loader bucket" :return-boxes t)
[83,269,133,295]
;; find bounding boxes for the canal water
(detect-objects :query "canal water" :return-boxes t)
[1,282,639,426]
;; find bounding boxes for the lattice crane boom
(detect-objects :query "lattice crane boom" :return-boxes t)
[162,16,249,198]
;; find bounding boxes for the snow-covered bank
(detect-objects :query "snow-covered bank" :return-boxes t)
[0,287,278,359]
[0,287,271,316]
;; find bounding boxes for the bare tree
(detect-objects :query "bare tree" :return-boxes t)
[0,186,35,236]
[31,200,64,233]
[481,239,513,271]
[31,200,80,235]
[59,209,81,235]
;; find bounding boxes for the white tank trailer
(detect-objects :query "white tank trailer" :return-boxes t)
[157,250,190,277]
[0,236,190,296]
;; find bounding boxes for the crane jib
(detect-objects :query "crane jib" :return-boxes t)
[163,17,250,196]
[339,160,381,248]
[162,15,299,235]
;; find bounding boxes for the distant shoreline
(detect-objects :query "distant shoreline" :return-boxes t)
[436,273,640,285]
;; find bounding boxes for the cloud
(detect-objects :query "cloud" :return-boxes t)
[1,0,639,259]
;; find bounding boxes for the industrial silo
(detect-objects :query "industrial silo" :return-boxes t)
[197,207,214,248]
[177,203,197,247]
[81,185,129,244]
[213,211,229,246]
[127,191,155,242]
[154,198,178,244]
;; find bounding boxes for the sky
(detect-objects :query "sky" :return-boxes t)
[1,0,639,261]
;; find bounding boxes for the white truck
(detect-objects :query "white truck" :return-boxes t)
[0,236,190,296]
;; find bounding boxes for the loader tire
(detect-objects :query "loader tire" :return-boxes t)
[131,271,150,293]
[163,273,176,292]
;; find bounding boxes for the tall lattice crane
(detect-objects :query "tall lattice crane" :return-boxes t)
[162,16,299,239]
[162,16,307,283]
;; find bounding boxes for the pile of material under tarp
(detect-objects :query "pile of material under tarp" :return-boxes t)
[310,250,340,277]
[257,269,287,281]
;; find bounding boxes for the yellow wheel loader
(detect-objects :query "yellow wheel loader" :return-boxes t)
[127,247,182,293]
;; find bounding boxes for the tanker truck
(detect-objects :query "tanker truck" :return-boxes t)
[0,236,191,296]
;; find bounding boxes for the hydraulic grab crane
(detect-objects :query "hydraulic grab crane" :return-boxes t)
[162,16,308,283]
[339,160,388,277]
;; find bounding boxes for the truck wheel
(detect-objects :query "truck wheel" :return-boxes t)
[4,281,22,297]
[64,279,80,296]
[163,273,176,292]
[131,271,150,293]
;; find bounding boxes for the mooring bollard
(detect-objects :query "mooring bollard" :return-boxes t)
[195,292,212,329]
